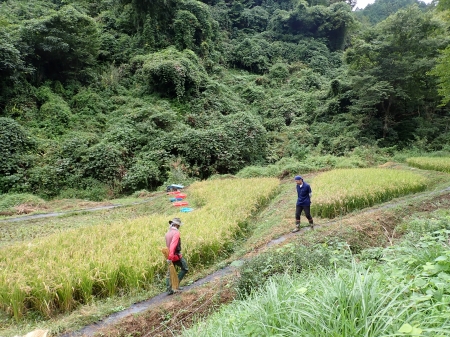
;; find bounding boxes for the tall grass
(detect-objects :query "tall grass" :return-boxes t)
[406,157,450,173]
[182,262,449,337]
[0,193,46,213]
[181,266,417,337]
[312,168,427,218]
[0,178,279,320]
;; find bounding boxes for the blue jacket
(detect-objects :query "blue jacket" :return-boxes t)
[296,182,312,206]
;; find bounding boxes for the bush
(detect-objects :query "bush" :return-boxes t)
[135,47,209,98]
[122,152,164,192]
[268,62,289,82]
[231,38,271,73]
[35,87,73,136]
[0,117,35,176]
[82,142,125,184]
[58,185,109,201]
[236,243,334,298]
[236,157,318,179]
[0,193,45,213]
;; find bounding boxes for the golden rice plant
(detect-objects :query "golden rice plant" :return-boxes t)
[312,168,427,218]
[0,178,279,320]
[406,157,450,173]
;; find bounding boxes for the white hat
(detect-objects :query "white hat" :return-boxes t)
[169,217,182,226]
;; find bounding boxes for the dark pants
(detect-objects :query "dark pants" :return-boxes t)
[166,257,189,291]
[295,205,313,224]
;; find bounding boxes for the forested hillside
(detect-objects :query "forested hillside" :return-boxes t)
[1,0,449,200]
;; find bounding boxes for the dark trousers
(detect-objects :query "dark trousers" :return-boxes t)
[166,257,189,291]
[295,205,313,224]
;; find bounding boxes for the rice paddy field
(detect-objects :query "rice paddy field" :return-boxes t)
[0,166,436,331]
[0,178,279,320]
[311,168,427,218]
[406,157,450,173]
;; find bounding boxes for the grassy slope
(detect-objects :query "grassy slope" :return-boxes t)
[0,164,449,336]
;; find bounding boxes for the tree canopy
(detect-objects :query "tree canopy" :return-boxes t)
[0,0,448,199]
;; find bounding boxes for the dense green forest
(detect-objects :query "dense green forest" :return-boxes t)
[1,0,450,200]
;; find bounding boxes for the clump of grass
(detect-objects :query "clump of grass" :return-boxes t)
[0,193,46,214]
[181,266,417,337]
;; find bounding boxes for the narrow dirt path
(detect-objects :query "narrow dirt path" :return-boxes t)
[0,197,158,223]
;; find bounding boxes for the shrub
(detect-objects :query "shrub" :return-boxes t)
[58,185,109,201]
[268,62,289,82]
[236,243,334,298]
[135,47,209,98]
[82,142,125,184]
[231,38,271,73]
[70,89,108,116]
[122,152,164,192]
[0,193,45,214]
[0,117,35,177]
[35,87,73,136]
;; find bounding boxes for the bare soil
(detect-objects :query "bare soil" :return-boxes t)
[93,277,237,337]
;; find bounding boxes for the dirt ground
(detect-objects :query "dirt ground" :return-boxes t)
[86,191,450,337]
[92,276,237,337]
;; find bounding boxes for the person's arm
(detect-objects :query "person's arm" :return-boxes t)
[309,186,312,199]
[168,231,180,261]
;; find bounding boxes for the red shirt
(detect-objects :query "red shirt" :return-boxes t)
[165,227,182,261]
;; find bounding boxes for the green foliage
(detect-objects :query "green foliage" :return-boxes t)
[345,5,449,147]
[0,193,45,213]
[268,62,289,82]
[356,0,428,24]
[83,142,125,184]
[26,163,64,198]
[236,6,269,32]
[70,89,108,116]
[231,37,271,73]
[174,10,201,50]
[174,0,218,54]
[161,112,267,178]
[0,117,36,193]
[430,45,450,106]
[57,183,109,201]
[236,243,334,298]
[122,151,165,192]
[135,47,209,98]
[20,5,101,82]
[236,155,337,179]
[269,2,354,51]
[0,28,26,79]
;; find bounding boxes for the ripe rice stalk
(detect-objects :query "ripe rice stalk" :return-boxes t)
[406,157,450,173]
[311,168,427,218]
[0,178,279,318]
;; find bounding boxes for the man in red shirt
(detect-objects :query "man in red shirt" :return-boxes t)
[165,217,189,295]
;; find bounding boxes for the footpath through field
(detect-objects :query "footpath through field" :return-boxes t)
[0,197,158,223]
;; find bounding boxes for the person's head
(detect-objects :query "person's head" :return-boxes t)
[294,175,303,185]
[169,217,182,228]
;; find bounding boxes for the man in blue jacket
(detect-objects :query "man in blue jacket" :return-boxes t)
[292,175,314,233]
